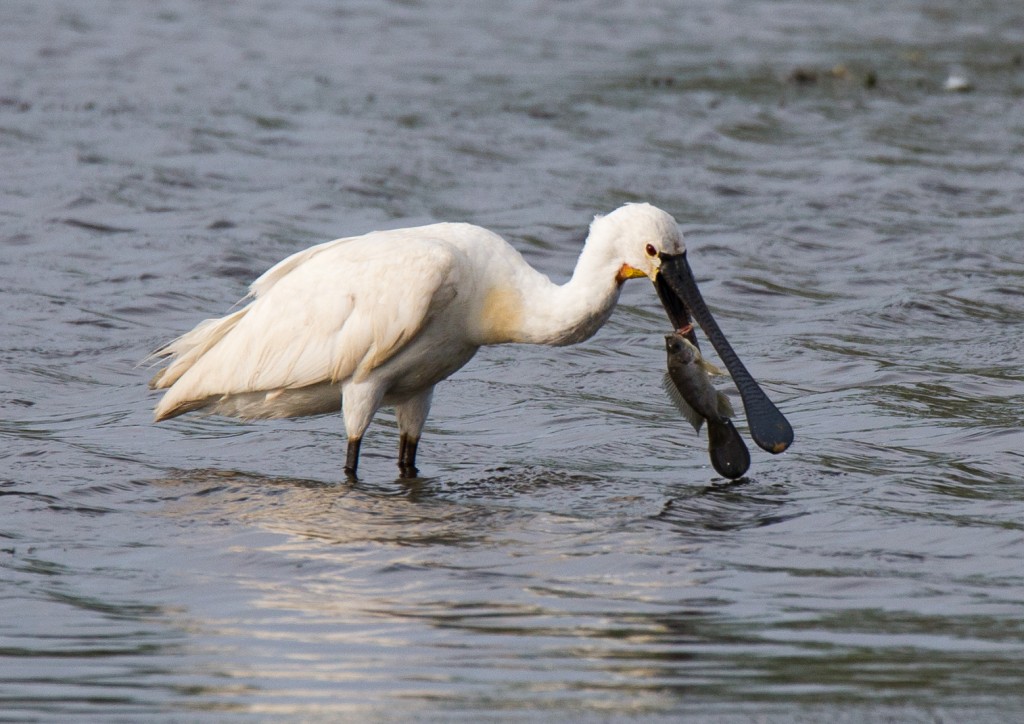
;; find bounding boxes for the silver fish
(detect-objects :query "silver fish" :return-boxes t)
[664,332,750,479]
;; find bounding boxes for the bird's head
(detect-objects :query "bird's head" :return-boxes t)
[591,203,687,286]
[592,202,722,336]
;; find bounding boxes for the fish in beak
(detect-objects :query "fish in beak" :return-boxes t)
[655,251,794,454]
[663,331,751,479]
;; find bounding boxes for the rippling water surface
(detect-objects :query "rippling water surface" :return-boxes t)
[3,1,1024,720]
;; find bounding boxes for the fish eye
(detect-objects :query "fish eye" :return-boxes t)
[645,243,657,256]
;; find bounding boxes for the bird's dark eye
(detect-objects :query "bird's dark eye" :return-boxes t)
[645,243,657,256]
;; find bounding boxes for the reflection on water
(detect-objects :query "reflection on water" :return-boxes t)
[658,480,803,533]
[3,0,1024,718]
[57,466,1008,717]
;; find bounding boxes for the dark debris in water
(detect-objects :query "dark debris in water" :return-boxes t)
[786,64,879,89]
[60,218,135,234]
[0,96,32,112]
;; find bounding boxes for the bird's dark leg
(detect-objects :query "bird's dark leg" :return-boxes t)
[345,437,362,478]
[398,433,419,478]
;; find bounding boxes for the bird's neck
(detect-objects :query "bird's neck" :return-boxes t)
[480,235,624,347]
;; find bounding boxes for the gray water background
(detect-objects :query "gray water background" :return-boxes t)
[2,0,1023,720]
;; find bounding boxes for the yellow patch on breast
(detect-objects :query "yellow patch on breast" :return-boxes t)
[480,286,524,344]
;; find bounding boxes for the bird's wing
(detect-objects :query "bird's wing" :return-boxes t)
[247,235,345,298]
[152,235,460,418]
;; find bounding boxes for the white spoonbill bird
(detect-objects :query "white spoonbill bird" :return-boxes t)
[149,203,792,476]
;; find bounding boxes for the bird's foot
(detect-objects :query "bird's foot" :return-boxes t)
[345,437,362,480]
[398,434,419,479]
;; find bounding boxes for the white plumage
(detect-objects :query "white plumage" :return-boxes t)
[150,203,687,475]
